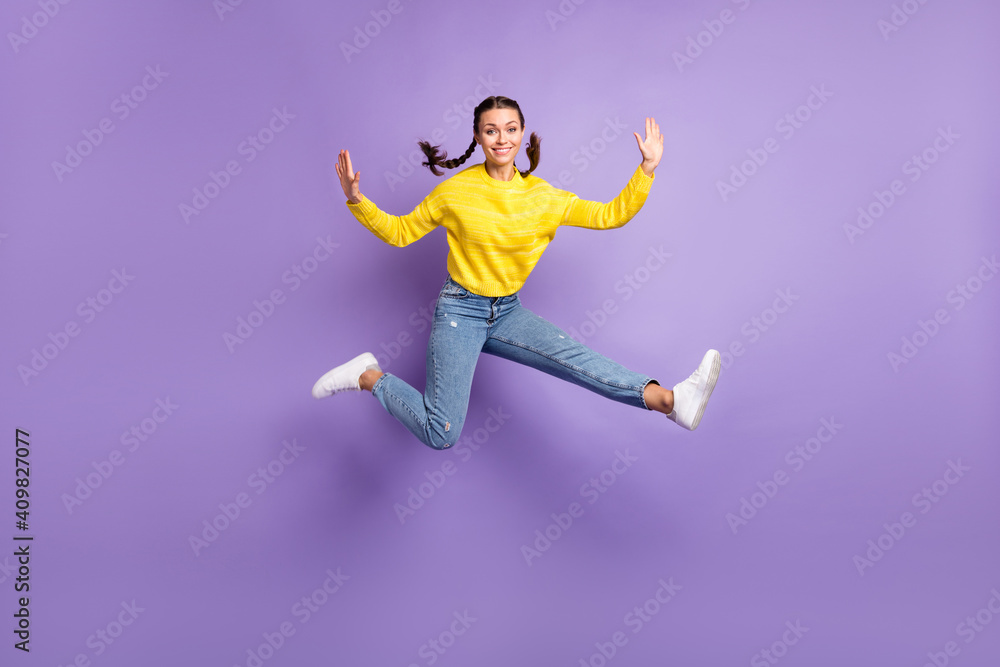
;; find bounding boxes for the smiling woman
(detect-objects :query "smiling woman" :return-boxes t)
[312,94,722,450]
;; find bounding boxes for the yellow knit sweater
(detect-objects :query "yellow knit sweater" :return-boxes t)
[346,162,655,296]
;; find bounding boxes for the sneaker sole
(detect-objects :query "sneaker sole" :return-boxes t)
[689,349,721,430]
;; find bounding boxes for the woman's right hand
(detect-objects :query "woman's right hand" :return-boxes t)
[335,149,362,204]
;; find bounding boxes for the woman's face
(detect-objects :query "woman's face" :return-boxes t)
[475,108,524,171]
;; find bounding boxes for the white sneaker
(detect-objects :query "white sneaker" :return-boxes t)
[666,349,721,430]
[311,352,380,398]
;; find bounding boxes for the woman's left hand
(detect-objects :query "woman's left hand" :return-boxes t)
[634,116,663,177]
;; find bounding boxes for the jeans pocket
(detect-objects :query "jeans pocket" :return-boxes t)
[440,279,469,299]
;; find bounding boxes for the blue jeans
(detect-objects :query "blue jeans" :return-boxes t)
[371,276,658,450]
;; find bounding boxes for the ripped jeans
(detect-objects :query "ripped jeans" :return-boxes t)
[370,276,657,449]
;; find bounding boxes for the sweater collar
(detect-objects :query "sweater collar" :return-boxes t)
[477,161,523,188]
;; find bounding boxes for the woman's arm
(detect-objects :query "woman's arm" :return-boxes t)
[560,117,663,230]
[559,165,654,230]
[336,149,439,247]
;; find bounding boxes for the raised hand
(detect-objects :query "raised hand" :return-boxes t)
[335,149,362,203]
[634,117,664,177]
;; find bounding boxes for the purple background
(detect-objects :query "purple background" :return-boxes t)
[2,0,999,665]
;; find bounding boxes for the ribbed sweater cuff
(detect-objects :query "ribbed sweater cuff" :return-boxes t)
[633,164,655,191]
[346,195,376,216]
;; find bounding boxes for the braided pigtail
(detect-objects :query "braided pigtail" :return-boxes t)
[442,139,478,171]
[517,132,541,178]
[417,139,478,176]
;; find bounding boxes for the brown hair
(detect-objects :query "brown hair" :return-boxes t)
[418,95,541,178]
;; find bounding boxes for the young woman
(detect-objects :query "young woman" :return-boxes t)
[312,95,720,449]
